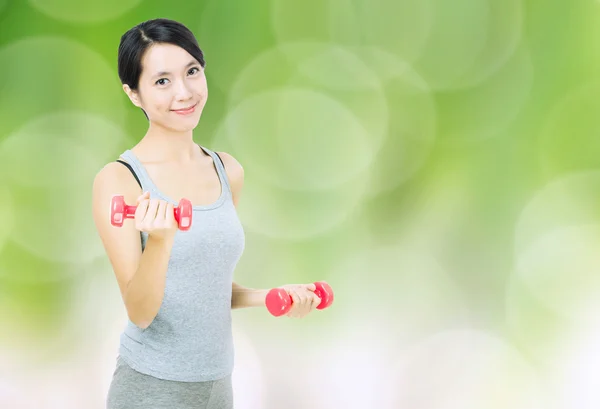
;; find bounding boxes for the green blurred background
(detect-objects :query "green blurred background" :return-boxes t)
[1,0,600,407]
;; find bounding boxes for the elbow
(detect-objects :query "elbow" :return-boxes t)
[123,290,160,330]
[127,313,150,329]
[138,321,151,330]
[126,309,155,330]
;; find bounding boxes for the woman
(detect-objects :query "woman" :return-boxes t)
[92,18,322,409]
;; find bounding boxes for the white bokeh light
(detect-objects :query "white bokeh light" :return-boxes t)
[0,112,130,265]
[0,256,122,376]
[295,320,398,409]
[516,225,600,318]
[227,42,436,196]
[411,0,490,90]
[230,43,389,152]
[0,349,33,409]
[224,87,374,190]
[231,325,265,409]
[218,151,369,240]
[251,312,398,409]
[327,242,469,345]
[0,111,130,189]
[513,171,600,321]
[271,0,434,65]
[437,45,534,142]
[504,271,571,373]
[387,329,546,409]
[451,0,524,89]
[351,46,436,196]
[550,314,600,409]
[290,43,382,91]
[0,349,105,409]
[227,43,387,190]
[7,185,110,265]
[211,86,371,240]
[98,313,129,404]
[0,382,33,409]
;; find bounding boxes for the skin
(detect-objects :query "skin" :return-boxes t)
[92,42,322,326]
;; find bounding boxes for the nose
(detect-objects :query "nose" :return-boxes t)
[174,78,193,101]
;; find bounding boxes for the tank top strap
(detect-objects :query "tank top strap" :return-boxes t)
[198,145,232,197]
[117,150,158,194]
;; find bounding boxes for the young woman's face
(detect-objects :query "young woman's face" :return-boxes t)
[126,43,208,132]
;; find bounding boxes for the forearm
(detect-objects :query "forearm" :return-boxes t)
[124,235,174,328]
[231,282,269,309]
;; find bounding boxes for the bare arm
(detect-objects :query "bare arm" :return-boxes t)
[122,233,174,327]
[92,162,175,329]
[231,282,269,309]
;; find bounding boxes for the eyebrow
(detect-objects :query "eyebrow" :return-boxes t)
[152,60,200,79]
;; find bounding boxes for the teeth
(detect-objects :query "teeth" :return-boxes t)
[176,104,195,112]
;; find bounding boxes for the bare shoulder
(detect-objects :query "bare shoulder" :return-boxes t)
[216,151,244,206]
[95,160,132,182]
[217,151,244,183]
[93,160,143,206]
[94,160,141,191]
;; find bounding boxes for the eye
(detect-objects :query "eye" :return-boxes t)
[155,78,169,86]
[188,67,200,75]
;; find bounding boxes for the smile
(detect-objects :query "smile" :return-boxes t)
[172,103,198,115]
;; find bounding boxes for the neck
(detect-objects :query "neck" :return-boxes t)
[137,122,198,162]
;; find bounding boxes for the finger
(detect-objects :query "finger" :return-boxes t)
[157,200,168,223]
[134,199,150,229]
[306,283,316,292]
[143,199,160,225]
[136,191,150,205]
[311,294,321,311]
[289,289,300,307]
[299,291,310,306]
[286,301,297,318]
[292,289,307,306]
[291,291,304,318]
[165,202,175,226]
[291,292,308,317]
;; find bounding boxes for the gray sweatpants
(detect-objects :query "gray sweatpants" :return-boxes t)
[106,356,234,409]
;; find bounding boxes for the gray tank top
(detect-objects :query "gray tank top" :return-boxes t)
[115,145,246,382]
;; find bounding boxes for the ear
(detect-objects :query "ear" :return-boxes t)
[122,84,142,108]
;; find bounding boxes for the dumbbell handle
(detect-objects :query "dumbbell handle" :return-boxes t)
[265,281,334,317]
[121,204,137,221]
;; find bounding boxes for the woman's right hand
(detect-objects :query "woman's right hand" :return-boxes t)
[134,191,178,240]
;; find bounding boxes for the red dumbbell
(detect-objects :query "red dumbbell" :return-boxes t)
[265,281,334,317]
[110,195,193,231]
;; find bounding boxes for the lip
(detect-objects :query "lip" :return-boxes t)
[171,102,198,115]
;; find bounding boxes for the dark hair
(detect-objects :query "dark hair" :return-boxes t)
[117,19,206,117]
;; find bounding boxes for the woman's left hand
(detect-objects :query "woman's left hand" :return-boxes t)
[281,283,321,318]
